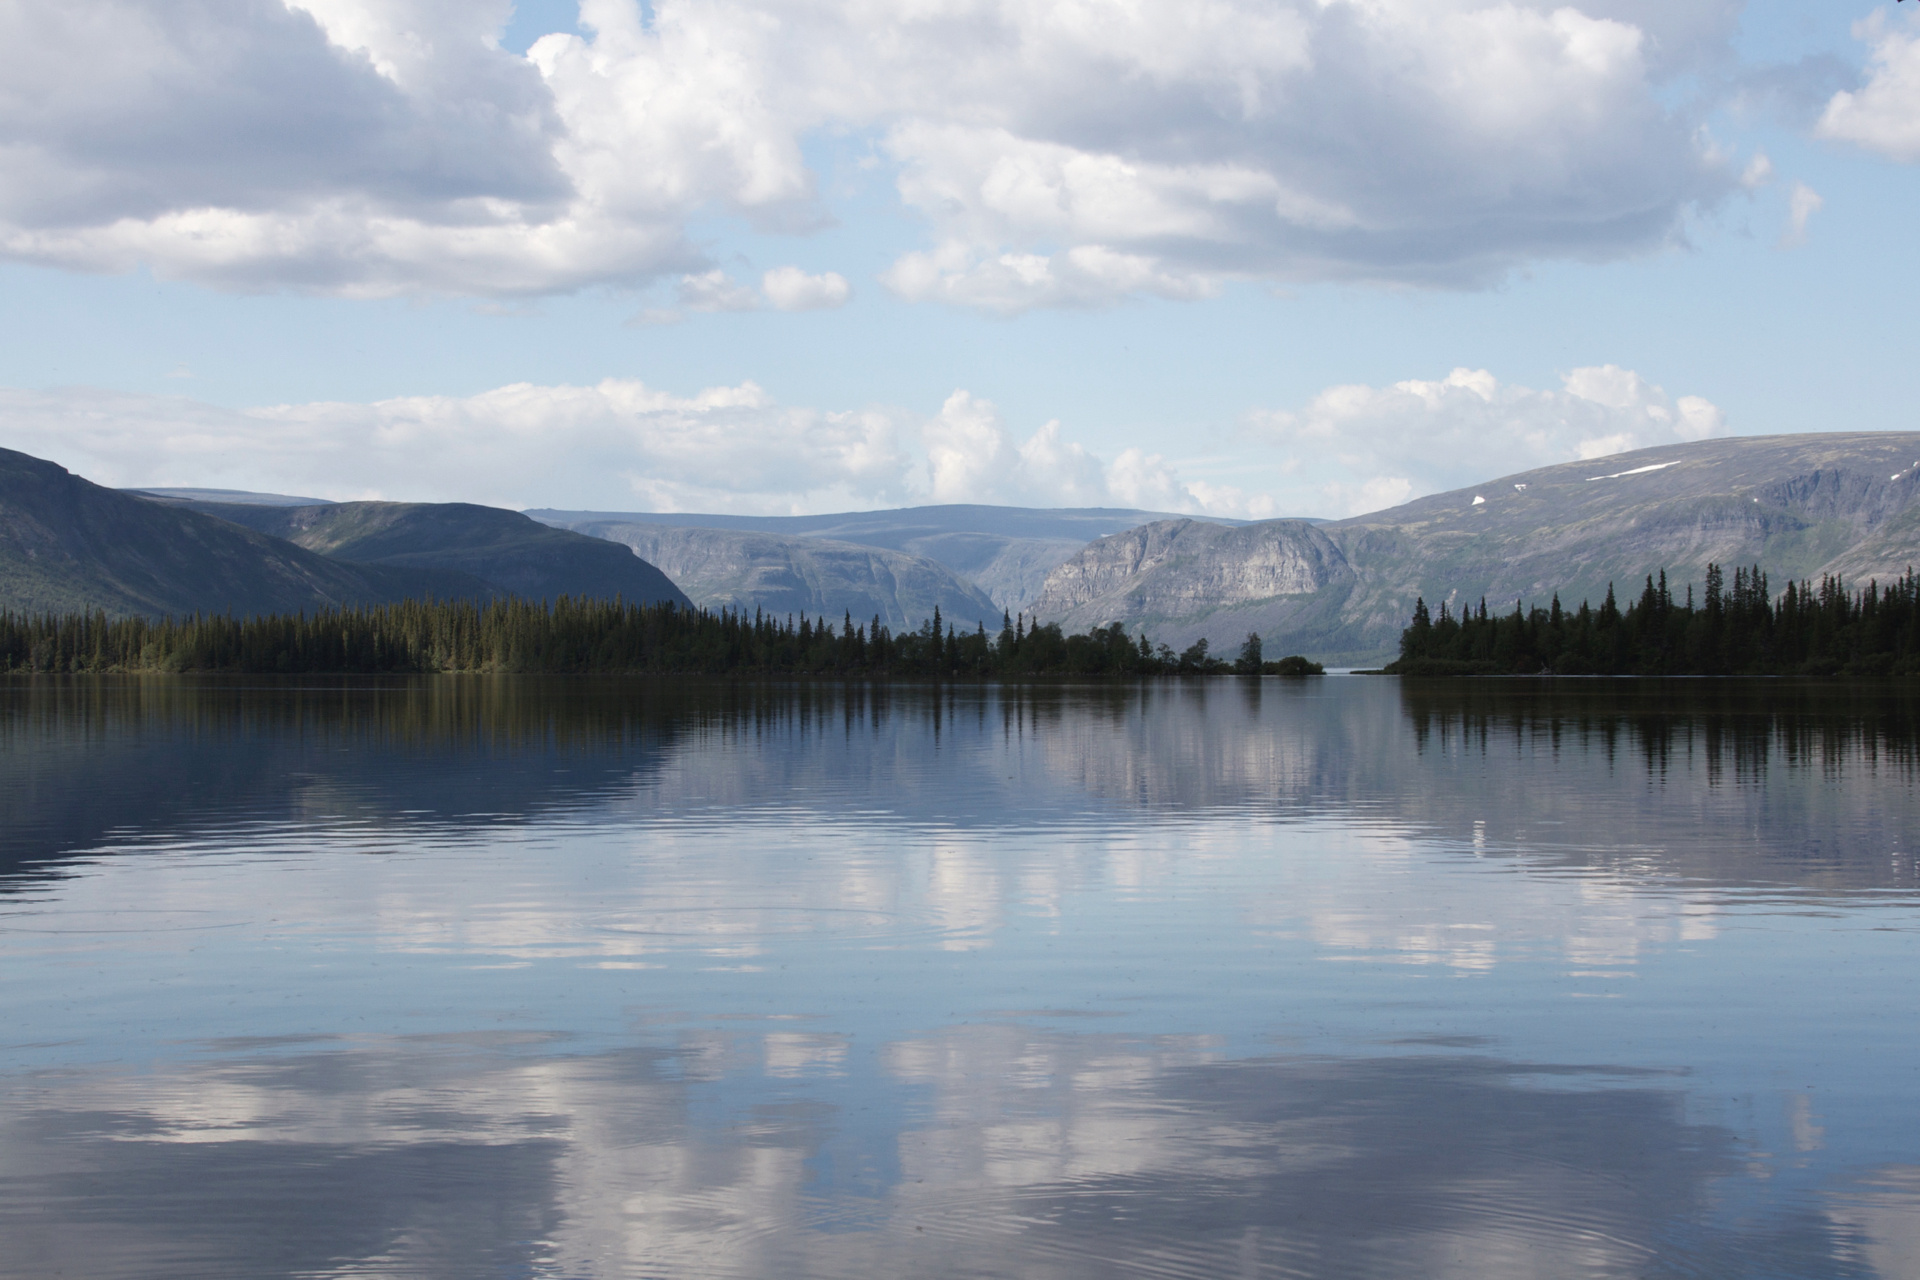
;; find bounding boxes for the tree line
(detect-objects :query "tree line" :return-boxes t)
[1390,565,1920,676]
[0,596,1322,678]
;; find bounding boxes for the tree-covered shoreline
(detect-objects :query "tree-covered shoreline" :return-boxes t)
[0,597,1322,678]
[1388,565,1920,677]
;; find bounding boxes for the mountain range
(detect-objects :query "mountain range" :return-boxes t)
[12,433,1920,663]
[528,504,1234,614]
[1031,432,1920,662]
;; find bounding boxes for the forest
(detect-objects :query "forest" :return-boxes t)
[0,597,1323,678]
[1389,564,1920,676]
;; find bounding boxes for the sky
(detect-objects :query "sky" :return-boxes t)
[0,0,1914,519]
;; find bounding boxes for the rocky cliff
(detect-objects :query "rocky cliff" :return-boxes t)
[562,522,1001,630]
[1030,519,1353,631]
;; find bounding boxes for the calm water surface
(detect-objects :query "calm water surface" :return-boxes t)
[3,675,1919,1278]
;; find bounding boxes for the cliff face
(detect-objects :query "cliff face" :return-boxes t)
[1030,519,1352,627]
[1030,433,1920,662]
[564,522,1002,630]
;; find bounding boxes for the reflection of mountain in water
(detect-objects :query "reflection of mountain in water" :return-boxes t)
[0,676,685,884]
[8,676,1920,897]
[0,1027,1874,1280]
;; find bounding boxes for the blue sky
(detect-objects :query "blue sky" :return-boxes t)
[0,0,1913,517]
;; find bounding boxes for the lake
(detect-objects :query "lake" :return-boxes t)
[3,674,1919,1278]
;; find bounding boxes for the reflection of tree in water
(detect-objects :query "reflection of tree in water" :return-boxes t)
[1402,679,1920,779]
[0,1029,1874,1280]
[11,675,1920,897]
[1399,679,1920,896]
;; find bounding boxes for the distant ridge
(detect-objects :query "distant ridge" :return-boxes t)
[182,500,690,610]
[129,487,335,508]
[559,521,1002,631]
[531,503,1256,612]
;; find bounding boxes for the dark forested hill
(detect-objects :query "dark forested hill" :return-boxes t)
[185,500,691,608]
[0,447,489,617]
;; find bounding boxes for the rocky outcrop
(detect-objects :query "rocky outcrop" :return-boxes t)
[1031,519,1353,629]
[563,522,1001,630]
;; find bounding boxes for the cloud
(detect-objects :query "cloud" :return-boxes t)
[1249,365,1730,517]
[0,366,1739,522]
[919,390,1260,514]
[1818,9,1920,162]
[0,379,1244,515]
[761,266,851,311]
[0,380,912,513]
[676,270,761,313]
[872,1,1734,308]
[0,0,792,296]
[633,265,851,323]
[0,0,1743,302]
[1779,182,1823,248]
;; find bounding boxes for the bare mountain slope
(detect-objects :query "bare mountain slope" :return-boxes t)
[530,504,1245,612]
[1031,519,1356,645]
[563,522,1001,630]
[1031,432,1920,662]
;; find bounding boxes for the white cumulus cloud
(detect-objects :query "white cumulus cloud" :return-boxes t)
[872,0,1734,308]
[1249,365,1730,517]
[761,266,852,311]
[0,380,912,513]
[676,270,763,313]
[1818,9,1920,162]
[0,379,1249,515]
[0,0,1744,304]
[920,390,1261,514]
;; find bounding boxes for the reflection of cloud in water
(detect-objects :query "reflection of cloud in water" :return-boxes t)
[764,1032,849,1078]
[924,838,1000,951]
[16,802,1732,987]
[1831,1168,1920,1279]
[0,1028,1884,1280]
